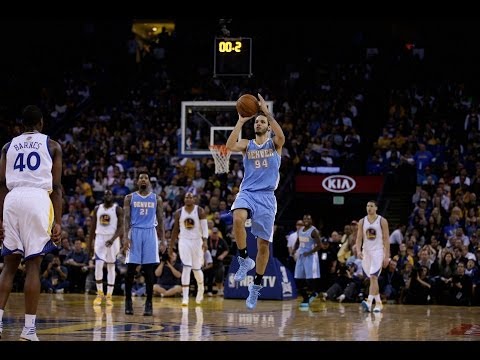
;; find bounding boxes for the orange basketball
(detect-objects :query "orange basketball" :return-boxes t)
[236,94,259,117]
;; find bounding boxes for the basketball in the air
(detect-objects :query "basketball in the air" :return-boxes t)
[236,94,259,117]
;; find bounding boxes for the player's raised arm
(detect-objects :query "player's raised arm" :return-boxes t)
[226,115,253,153]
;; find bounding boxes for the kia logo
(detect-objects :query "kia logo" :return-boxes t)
[322,175,356,193]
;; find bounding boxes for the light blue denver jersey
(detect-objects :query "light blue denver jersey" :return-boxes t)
[297,226,317,255]
[130,192,157,228]
[240,138,281,192]
[294,226,320,279]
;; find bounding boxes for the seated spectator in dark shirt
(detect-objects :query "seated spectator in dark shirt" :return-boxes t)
[64,239,89,293]
[153,251,182,297]
[449,262,472,306]
[206,228,230,296]
[379,259,405,303]
[41,255,69,293]
[403,266,431,305]
[323,264,357,302]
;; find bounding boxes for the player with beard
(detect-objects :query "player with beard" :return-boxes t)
[226,93,285,309]
[123,171,164,316]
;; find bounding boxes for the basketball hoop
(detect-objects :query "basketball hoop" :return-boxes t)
[209,145,231,174]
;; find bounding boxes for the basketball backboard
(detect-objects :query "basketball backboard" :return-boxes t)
[180,100,273,157]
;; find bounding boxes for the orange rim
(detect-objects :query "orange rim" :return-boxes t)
[209,145,230,156]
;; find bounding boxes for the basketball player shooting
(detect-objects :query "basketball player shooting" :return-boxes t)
[226,93,285,309]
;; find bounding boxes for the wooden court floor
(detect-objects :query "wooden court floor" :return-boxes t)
[1,292,480,342]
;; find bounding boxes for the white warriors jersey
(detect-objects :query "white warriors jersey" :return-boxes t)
[179,205,202,241]
[362,215,384,251]
[5,132,52,191]
[95,203,118,235]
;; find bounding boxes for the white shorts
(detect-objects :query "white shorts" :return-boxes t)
[95,234,121,263]
[178,238,203,269]
[362,248,384,278]
[3,187,54,258]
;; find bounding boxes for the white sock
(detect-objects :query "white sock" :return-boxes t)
[0,309,4,322]
[374,295,382,304]
[182,286,189,300]
[367,295,374,304]
[192,269,204,286]
[25,314,36,328]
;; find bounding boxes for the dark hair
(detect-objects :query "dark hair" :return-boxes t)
[22,105,43,126]
[137,170,150,179]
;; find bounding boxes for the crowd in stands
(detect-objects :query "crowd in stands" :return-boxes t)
[280,75,480,307]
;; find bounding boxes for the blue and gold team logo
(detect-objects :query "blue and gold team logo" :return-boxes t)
[184,218,195,229]
[366,228,377,240]
[100,214,111,226]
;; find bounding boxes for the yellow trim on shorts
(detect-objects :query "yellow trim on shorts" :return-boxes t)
[48,200,54,235]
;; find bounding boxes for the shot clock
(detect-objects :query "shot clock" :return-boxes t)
[213,37,252,77]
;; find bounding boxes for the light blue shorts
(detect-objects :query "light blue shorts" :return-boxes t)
[294,252,321,279]
[126,227,159,264]
[231,191,277,241]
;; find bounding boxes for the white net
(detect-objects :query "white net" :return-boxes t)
[209,145,231,174]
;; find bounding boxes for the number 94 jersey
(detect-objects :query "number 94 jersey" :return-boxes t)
[5,132,53,191]
[241,138,281,192]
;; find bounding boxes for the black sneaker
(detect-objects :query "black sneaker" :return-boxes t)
[125,299,134,315]
[143,300,153,316]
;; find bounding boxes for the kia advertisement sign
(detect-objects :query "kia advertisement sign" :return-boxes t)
[321,175,356,193]
[296,175,384,193]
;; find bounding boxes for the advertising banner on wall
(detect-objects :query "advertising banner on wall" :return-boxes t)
[224,221,297,300]
[295,175,384,194]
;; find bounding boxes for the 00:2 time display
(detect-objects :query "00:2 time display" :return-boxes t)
[218,41,242,53]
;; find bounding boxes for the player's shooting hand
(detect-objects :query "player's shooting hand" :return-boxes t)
[238,113,255,124]
[257,93,269,114]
